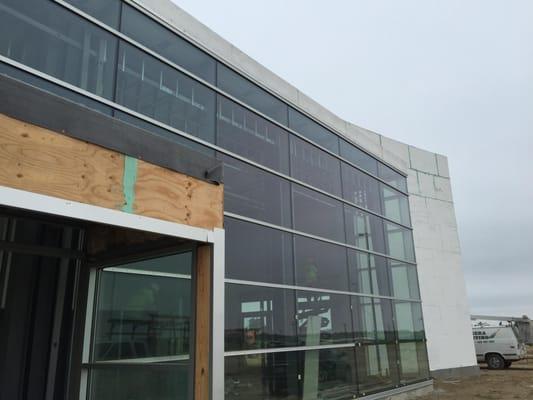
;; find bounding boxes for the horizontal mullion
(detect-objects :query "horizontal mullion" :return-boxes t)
[53,0,410,192]
[224,211,417,266]
[224,278,422,303]
[224,342,356,357]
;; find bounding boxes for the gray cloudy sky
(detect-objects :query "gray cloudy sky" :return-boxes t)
[172,0,533,317]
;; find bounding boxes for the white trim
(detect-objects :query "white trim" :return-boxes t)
[92,354,190,364]
[105,267,191,280]
[225,342,356,357]
[211,227,225,400]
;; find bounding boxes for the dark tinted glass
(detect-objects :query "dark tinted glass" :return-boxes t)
[294,235,348,291]
[217,63,288,125]
[0,0,117,100]
[340,139,378,175]
[378,163,407,192]
[121,4,215,83]
[344,206,386,254]
[300,348,357,399]
[382,185,411,226]
[225,284,297,351]
[390,261,420,299]
[292,185,345,242]
[373,298,396,343]
[221,155,291,227]
[348,251,390,296]
[217,95,289,173]
[65,0,120,28]
[225,352,299,400]
[113,110,214,156]
[225,217,294,285]
[398,342,430,383]
[116,41,215,143]
[355,344,399,395]
[111,252,192,275]
[290,136,342,196]
[288,108,339,154]
[394,301,425,341]
[385,222,415,262]
[296,291,353,345]
[352,296,376,343]
[341,163,381,214]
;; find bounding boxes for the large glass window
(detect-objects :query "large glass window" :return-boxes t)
[292,185,345,243]
[217,63,288,125]
[344,206,386,254]
[373,298,396,343]
[0,0,117,100]
[394,301,425,341]
[348,251,390,296]
[385,222,415,262]
[225,284,298,351]
[341,163,381,215]
[398,342,430,384]
[225,217,294,285]
[352,296,376,344]
[221,155,292,228]
[340,139,378,176]
[355,344,399,395]
[65,0,121,28]
[115,41,215,143]
[217,95,289,173]
[290,136,342,196]
[390,261,420,300]
[294,235,348,291]
[382,185,411,226]
[296,291,353,345]
[288,108,339,154]
[121,4,216,83]
[378,163,407,192]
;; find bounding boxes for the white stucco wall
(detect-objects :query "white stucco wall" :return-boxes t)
[136,0,478,373]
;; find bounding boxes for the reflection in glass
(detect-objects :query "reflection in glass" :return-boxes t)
[225,352,299,400]
[382,185,411,226]
[344,206,385,254]
[290,136,342,196]
[225,284,297,351]
[340,139,378,175]
[373,298,396,343]
[115,41,215,143]
[384,222,415,262]
[221,155,292,227]
[65,0,121,28]
[398,342,430,383]
[217,95,290,173]
[352,296,376,344]
[0,0,117,100]
[390,262,420,299]
[225,217,294,285]
[348,251,390,296]
[394,301,425,341]
[355,344,399,395]
[341,163,381,214]
[289,108,339,154]
[294,235,348,291]
[292,185,345,243]
[296,291,353,345]
[378,163,407,192]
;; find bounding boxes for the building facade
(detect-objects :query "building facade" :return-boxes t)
[0,0,477,399]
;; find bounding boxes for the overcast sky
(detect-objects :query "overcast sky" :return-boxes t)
[172,0,533,317]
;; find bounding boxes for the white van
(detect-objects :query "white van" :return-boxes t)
[472,326,528,369]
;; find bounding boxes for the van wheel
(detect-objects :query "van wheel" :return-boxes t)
[504,361,512,368]
[486,354,505,370]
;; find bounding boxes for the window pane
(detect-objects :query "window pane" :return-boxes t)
[390,261,420,300]
[112,252,192,275]
[290,136,342,196]
[296,291,353,345]
[65,0,120,28]
[89,364,189,400]
[341,163,381,214]
[221,155,292,227]
[225,284,297,351]
[340,140,378,175]
[294,235,348,291]
[394,302,425,341]
[398,342,430,384]
[292,185,345,243]
[121,4,215,83]
[373,298,396,343]
[352,296,376,344]
[344,206,385,254]
[348,251,390,296]
[225,217,294,285]
[93,270,192,361]
[217,63,288,125]
[378,163,407,192]
[116,41,215,143]
[288,108,339,154]
[355,344,399,395]
[217,95,289,173]
[225,352,299,400]
[382,185,411,226]
[300,348,357,400]
[0,0,117,100]
[385,222,415,262]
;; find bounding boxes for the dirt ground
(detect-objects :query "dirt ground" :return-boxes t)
[419,347,533,400]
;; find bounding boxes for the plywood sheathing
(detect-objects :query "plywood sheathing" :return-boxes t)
[0,113,223,229]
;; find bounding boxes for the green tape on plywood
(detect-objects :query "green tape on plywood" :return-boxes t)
[122,155,138,213]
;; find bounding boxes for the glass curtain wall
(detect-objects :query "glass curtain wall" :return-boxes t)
[0,0,430,398]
